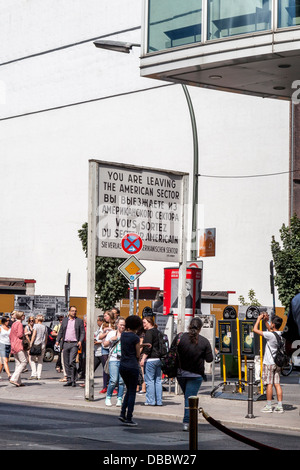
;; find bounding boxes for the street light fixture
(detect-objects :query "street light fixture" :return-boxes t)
[93,39,199,261]
[93,39,141,54]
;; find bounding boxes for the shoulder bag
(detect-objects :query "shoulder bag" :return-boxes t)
[22,334,31,352]
[104,338,120,374]
[161,332,183,378]
[30,343,42,356]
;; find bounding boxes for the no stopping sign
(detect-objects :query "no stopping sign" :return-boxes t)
[121,233,143,255]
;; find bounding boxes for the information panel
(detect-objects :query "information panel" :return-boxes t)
[240,319,266,357]
[240,320,255,356]
[96,161,187,262]
[163,267,202,321]
[218,320,237,355]
[14,295,67,323]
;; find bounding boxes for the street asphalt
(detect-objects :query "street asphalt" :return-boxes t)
[0,359,299,437]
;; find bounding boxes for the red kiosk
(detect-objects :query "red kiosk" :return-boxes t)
[163,267,202,329]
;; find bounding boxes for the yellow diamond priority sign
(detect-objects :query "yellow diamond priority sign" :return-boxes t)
[118,255,146,283]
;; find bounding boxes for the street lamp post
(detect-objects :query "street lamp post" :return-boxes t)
[181,83,199,262]
[93,39,199,336]
[93,40,199,261]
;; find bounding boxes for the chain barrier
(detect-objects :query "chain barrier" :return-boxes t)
[198,407,280,451]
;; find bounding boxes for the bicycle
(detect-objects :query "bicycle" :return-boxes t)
[281,357,293,376]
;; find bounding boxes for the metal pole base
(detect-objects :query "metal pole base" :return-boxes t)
[189,396,199,451]
[245,363,255,419]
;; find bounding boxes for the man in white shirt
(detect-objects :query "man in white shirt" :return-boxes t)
[253,313,284,413]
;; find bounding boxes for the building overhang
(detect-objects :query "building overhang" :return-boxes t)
[140,29,300,100]
[0,277,36,295]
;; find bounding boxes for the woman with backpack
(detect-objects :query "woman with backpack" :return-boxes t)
[140,316,163,407]
[175,316,213,431]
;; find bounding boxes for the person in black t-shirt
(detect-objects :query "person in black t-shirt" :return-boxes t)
[119,315,143,427]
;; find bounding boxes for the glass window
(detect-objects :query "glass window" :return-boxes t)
[278,0,300,28]
[207,0,271,40]
[148,0,202,52]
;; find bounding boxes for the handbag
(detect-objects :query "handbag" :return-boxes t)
[104,338,120,374]
[22,335,31,352]
[137,364,144,385]
[104,355,110,374]
[30,343,42,356]
[161,332,183,378]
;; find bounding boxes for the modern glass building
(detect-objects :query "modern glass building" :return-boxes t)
[141,0,300,100]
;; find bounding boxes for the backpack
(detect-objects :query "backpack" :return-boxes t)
[272,332,289,368]
[160,332,182,378]
[157,330,168,359]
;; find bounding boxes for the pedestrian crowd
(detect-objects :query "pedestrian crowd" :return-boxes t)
[0,310,48,385]
[1,305,285,430]
[0,307,160,424]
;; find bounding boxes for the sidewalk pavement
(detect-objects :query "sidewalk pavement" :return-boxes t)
[0,373,299,434]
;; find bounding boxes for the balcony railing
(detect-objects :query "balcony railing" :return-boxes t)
[147,0,300,53]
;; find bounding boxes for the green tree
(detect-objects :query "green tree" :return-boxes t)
[238,289,261,306]
[78,223,128,311]
[271,214,300,315]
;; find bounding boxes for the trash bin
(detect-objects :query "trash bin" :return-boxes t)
[220,354,239,378]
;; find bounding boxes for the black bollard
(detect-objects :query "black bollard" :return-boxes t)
[245,362,255,419]
[188,396,199,450]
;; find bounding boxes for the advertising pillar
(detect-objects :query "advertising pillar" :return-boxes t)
[163,267,202,331]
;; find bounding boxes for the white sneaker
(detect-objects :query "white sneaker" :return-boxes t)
[116,398,122,407]
[261,405,273,413]
[274,405,284,413]
[105,397,112,407]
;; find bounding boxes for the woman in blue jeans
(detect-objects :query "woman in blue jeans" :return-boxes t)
[103,317,126,407]
[175,317,213,431]
[140,316,163,406]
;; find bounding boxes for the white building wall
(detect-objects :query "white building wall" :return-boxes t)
[0,0,289,306]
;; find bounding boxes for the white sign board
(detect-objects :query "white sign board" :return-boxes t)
[187,260,203,270]
[96,161,188,262]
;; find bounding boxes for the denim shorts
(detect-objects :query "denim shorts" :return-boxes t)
[0,343,11,359]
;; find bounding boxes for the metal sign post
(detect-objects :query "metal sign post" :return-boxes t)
[64,270,71,310]
[270,260,276,316]
[85,161,98,401]
[136,278,140,315]
[129,282,135,316]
